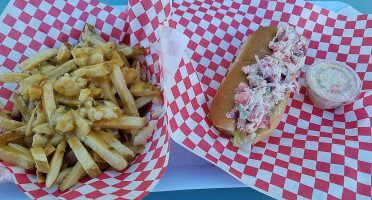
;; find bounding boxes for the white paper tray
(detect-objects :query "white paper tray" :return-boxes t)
[0,1,362,199]
[151,0,362,192]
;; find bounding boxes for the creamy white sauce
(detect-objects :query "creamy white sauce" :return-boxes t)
[307,61,359,102]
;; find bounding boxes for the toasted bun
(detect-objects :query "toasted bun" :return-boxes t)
[210,26,286,144]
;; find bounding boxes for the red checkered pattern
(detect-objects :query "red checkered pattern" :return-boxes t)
[0,0,169,199]
[129,0,172,85]
[167,0,372,199]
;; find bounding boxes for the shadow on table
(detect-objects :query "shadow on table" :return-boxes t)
[144,187,275,200]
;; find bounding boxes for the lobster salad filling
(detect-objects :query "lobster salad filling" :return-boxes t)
[227,26,309,150]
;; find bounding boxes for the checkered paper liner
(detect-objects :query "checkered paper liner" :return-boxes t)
[0,0,171,199]
[164,0,372,199]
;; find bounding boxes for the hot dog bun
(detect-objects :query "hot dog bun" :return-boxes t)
[210,26,288,144]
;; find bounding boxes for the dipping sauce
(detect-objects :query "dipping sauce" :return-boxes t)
[305,60,362,109]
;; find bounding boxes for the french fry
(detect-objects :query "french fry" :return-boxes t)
[18,74,44,94]
[20,49,58,71]
[39,65,57,76]
[81,24,105,46]
[135,96,153,109]
[0,24,161,191]
[97,76,118,105]
[14,95,30,122]
[57,43,72,63]
[140,65,147,81]
[27,101,38,119]
[133,124,157,147]
[130,81,161,97]
[55,95,80,109]
[117,44,145,58]
[0,126,26,145]
[20,86,30,96]
[0,111,10,120]
[32,134,48,148]
[121,67,137,85]
[109,65,139,116]
[74,41,91,49]
[133,59,141,82]
[55,167,72,185]
[39,60,49,67]
[151,107,162,118]
[44,142,56,156]
[79,131,127,171]
[111,50,123,60]
[41,80,56,126]
[29,68,40,75]
[33,116,47,130]
[71,47,91,66]
[106,58,124,69]
[71,67,87,78]
[67,136,101,178]
[0,115,26,130]
[11,103,20,118]
[0,144,35,169]
[113,49,130,68]
[36,170,46,183]
[105,49,116,60]
[0,73,29,82]
[8,143,32,157]
[0,114,9,122]
[73,111,92,136]
[32,123,53,136]
[29,84,42,101]
[125,142,145,154]
[101,41,116,55]
[85,63,109,77]
[59,161,87,192]
[25,106,37,137]
[93,116,146,130]
[96,130,135,159]
[102,100,118,107]
[0,107,10,118]
[24,136,33,148]
[50,134,64,147]
[54,75,81,96]
[45,60,77,82]
[31,147,49,173]
[46,140,66,189]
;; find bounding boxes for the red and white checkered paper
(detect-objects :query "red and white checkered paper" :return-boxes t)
[165,0,372,199]
[0,0,171,199]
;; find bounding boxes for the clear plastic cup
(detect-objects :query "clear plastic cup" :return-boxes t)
[305,60,362,109]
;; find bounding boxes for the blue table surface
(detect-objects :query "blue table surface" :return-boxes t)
[0,0,371,200]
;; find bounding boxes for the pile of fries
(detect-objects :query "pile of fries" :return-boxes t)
[0,24,161,191]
